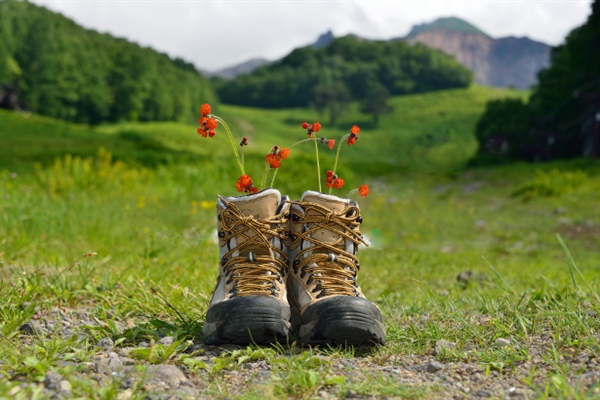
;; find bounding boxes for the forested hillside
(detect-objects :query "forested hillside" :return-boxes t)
[214,36,473,109]
[0,0,217,124]
[476,0,599,161]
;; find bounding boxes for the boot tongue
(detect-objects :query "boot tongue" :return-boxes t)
[226,189,281,219]
[301,190,349,213]
[301,190,350,246]
[220,189,282,256]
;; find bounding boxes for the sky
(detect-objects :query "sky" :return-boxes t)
[30,0,594,72]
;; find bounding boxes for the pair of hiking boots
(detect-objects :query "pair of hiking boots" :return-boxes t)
[202,188,385,346]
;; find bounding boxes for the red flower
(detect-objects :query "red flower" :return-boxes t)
[328,139,335,150]
[302,122,309,129]
[347,136,357,145]
[350,125,360,135]
[240,137,248,146]
[358,184,369,197]
[236,174,255,193]
[278,148,290,160]
[200,103,211,116]
[266,153,281,168]
[312,122,322,132]
[197,127,207,138]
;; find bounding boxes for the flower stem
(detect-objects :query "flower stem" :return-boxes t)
[329,134,349,194]
[270,168,279,188]
[260,163,270,190]
[313,135,321,192]
[215,116,244,175]
[289,138,313,148]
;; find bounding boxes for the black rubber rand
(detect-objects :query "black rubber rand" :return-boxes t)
[203,296,291,345]
[298,296,386,346]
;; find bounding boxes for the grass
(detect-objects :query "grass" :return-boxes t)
[0,85,598,398]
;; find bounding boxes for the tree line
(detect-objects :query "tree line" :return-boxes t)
[0,0,217,124]
[213,36,473,116]
[475,0,599,161]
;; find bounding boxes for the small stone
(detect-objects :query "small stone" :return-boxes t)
[19,322,39,335]
[118,389,133,400]
[44,372,63,391]
[108,354,123,370]
[145,364,187,389]
[345,389,359,398]
[494,338,511,348]
[158,336,175,346]
[97,337,114,350]
[434,339,456,355]
[476,390,492,397]
[59,380,72,393]
[426,361,444,373]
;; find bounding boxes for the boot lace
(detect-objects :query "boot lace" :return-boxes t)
[220,201,289,297]
[291,201,367,298]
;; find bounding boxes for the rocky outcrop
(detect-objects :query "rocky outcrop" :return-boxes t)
[405,29,550,89]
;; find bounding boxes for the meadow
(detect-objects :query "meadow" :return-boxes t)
[0,85,598,399]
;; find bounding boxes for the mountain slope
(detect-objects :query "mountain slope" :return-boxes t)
[406,16,490,38]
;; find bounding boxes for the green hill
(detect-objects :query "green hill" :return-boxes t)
[0,0,216,124]
[405,17,491,38]
[215,36,473,109]
[1,85,528,192]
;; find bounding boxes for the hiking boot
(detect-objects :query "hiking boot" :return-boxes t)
[203,188,291,345]
[288,190,385,346]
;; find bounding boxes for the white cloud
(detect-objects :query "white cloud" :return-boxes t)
[31,0,593,71]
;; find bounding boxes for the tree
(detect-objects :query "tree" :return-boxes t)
[312,82,351,125]
[360,84,393,125]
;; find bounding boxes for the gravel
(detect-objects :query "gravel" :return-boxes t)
[9,306,600,399]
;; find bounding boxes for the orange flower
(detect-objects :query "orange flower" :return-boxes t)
[266,153,281,168]
[205,118,218,130]
[325,171,344,189]
[332,177,344,189]
[358,184,369,197]
[278,147,290,160]
[235,174,254,193]
[200,103,211,116]
[302,121,322,137]
[197,127,207,138]
[347,124,360,145]
[318,137,335,150]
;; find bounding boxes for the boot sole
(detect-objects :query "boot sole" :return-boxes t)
[297,296,385,346]
[203,296,291,345]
